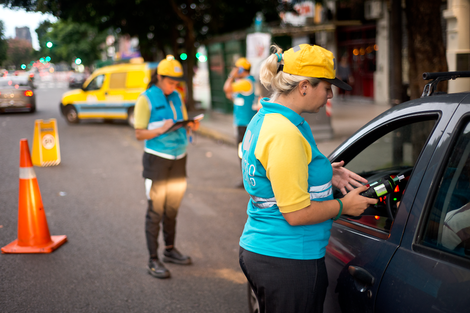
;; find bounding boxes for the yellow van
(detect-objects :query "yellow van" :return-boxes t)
[59,62,158,126]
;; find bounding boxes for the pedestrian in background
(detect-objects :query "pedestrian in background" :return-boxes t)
[223,57,257,187]
[238,44,377,312]
[134,55,198,279]
[337,53,354,98]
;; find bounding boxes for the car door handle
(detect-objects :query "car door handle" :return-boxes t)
[104,92,108,95]
[348,266,375,292]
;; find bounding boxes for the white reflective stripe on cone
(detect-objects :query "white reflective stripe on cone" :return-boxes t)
[19,167,37,179]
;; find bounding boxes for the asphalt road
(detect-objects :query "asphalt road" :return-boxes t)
[0,81,251,312]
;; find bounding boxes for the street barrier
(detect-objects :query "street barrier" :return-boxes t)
[32,118,61,167]
[1,139,67,254]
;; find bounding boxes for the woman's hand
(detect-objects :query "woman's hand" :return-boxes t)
[161,119,175,134]
[331,161,368,195]
[187,120,200,131]
[341,185,378,217]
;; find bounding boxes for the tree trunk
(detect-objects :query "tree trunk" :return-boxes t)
[390,0,403,105]
[405,0,448,99]
[170,0,195,111]
[391,0,404,165]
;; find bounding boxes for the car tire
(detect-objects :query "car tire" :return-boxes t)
[247,283,259,313]
[127,106,135,128]
[65,105,79,124]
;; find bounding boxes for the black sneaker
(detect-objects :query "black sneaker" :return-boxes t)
[148,258,171,279]
[163,248,192,265]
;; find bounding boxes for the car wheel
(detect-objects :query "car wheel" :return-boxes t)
[247,283,259,313]
[65,105,79,124]
[127,106,135,128]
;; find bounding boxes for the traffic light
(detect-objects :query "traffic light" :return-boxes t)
[180,53,187,61]
[46,41,53,48]
[75,58,82,65]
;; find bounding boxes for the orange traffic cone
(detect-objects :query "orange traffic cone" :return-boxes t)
[1,139,67,253]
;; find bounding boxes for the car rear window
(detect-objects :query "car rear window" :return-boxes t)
[0,77,30,87]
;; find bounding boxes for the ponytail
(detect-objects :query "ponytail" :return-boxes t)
[147,69,159,90]
[260,45,321,101]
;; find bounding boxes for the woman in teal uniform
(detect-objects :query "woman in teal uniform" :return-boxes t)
[238,45,378,312]
[134,55,198,279]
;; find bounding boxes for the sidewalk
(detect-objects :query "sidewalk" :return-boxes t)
[195,97,391,156]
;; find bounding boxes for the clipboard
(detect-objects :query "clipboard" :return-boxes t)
[164,114,204,133]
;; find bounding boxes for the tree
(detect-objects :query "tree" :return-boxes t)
[405,0,448,99]
[4,38,33,69]
[0,20,8,66]
[0,0,280,110]
[35,20,108,67]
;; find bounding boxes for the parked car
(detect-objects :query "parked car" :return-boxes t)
[0,75,36,113]
[247,71,470,313]
[68,72,87,88]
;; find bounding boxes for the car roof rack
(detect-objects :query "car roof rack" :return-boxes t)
[421,71,470,97]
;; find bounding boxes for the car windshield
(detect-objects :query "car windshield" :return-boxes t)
[0,76,30,87]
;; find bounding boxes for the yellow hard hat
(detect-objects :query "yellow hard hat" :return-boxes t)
[282,44,351,91]
[235,57,251,71]
[157,55,184,81]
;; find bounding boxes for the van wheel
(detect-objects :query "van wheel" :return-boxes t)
[127,106,135,128]
[65,105,79,124]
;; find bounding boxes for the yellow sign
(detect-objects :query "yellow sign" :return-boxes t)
[32,119,61,167]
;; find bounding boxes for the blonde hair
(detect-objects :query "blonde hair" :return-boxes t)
[259,45,321,101]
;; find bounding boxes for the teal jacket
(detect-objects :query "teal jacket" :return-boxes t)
[143,85,188,159]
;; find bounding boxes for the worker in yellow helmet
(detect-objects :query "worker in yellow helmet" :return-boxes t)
[223,57,258,187]
[134,55,199,279]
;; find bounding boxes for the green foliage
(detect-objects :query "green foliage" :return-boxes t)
[36,19,108,66]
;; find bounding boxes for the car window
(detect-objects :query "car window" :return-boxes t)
[109,72,126,89]
[421,120,470,260]
[339,118,437,233]
[0,76,30,87]
[84,74,105,91]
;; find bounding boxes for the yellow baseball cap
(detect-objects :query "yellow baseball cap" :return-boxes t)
[235,57,251,70]
[157,55,184,81]
[282,44,352,91]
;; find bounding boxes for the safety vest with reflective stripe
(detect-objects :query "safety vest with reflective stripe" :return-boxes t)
[143,85,188,160]
[233,75,257,126]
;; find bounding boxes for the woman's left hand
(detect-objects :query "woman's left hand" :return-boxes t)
[187,120,200,131]
[331,161,368,195]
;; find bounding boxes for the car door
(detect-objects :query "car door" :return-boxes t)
[324,98,461,313]
[374,99,470,313]
[77,74,107,119]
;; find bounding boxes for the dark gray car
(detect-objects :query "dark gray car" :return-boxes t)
[246,72,470,313]
[325,72,470,313]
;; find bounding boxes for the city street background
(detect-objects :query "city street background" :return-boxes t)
[0,73,250,312]
[0,73,390,312]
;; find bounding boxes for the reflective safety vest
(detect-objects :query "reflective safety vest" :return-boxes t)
[143,85,188,159]
[233,75,257,126]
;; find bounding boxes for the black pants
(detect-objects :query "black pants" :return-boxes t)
[237,126,247,169]
[144,155,187,259]
[239,247,328,313]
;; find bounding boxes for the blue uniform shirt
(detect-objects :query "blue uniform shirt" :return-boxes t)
[239,98,334,260]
